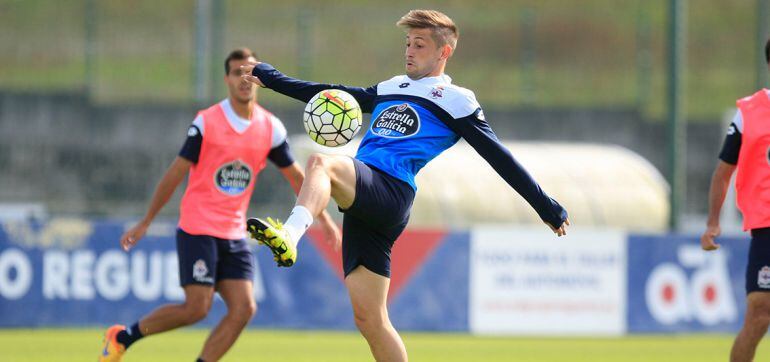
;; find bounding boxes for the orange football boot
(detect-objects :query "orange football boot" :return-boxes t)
[98,324,126,361]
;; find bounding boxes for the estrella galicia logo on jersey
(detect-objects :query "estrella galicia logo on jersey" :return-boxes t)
[372,103,420,138]
[214,160,252,195]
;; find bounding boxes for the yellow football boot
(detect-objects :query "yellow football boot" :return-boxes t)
[247,217,297,267]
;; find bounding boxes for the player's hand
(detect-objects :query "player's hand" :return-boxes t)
[240,62,265,87]
[120,222,149,251]
[701,224,721,251]
[546,218,569,237]
[320,217,342,252]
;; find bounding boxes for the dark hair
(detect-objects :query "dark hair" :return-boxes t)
[224,48,258,75]
[765,38,770,64]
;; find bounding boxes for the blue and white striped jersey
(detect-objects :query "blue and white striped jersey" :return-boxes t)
[252,63,567,227]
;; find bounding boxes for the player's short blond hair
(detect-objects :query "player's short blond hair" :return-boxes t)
[396,10,458,50]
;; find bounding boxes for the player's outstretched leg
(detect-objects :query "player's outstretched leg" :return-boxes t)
[297,154,356,215]
[345,266,407,362]
[98,285,214,360]
[731,292,770,361]
[247,154,356,267]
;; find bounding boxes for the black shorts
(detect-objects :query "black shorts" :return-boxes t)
[176,228,254,286]
[746,227,770,294]
[340,158,415,278]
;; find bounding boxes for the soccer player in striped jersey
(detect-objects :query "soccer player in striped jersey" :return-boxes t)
[241,11,568,361]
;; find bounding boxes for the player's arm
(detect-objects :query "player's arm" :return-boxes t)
[121,123,201,251]
[446,110,568,234]
[120,156,192,251]
[701,120,741,251]
[242,62,378,113]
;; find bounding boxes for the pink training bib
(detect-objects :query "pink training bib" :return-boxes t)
[736,89,770,231]
[178,102,273,239]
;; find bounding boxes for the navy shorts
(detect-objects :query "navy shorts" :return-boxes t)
[340,158,415,278]
[746,227,770,294]
[176,228,254,286]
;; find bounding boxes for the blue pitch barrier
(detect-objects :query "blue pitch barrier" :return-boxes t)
[0,219,753,334]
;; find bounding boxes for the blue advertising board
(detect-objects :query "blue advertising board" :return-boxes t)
[0,219,759,335]
[627,233,749,333]
[0,219,468,331]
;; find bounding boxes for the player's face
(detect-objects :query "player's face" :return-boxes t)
[404,28,448,80]
[225,57,258,104]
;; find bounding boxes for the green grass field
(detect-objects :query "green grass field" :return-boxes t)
[0,329,767,361]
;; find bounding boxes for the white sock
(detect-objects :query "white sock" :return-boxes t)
[284,205,313,246]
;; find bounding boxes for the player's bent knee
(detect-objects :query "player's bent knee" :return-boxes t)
[748,309,770,328]
[183,299,212,325]
[351,305,385,330]
[746,298,770,329]
[307,153,348,179]
[306,153,329,171]
[231,300,257,320]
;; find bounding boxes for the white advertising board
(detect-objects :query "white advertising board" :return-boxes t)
[470,227,627,335]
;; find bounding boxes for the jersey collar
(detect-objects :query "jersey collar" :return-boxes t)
[413,74,452,85]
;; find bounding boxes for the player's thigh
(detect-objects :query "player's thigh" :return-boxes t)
[345,266,390,321]
[322,154,356,209]
[183,284,215,313]
[216,279,256,315]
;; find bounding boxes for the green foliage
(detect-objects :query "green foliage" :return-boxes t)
[0,0,763,120]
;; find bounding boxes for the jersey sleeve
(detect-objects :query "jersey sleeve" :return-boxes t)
[446,108,568,227]
[178,115,204,163]
[253,63,378,113]
[718,122,742,165]
[269,114,288,148]
[267,141,295,168]
[264,114,295,168]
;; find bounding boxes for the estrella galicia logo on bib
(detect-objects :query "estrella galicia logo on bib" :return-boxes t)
[371,103,420,138]
[214,160,252,195]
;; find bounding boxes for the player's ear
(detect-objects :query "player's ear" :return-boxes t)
[441,44,453,60]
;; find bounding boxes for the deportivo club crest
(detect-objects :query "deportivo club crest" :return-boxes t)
[371,103,420,138]
[192,259,212,283]
[215,160,252,195]
[429,86,444,99]
[759,266,770,288]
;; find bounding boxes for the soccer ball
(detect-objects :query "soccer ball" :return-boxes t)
[303,89,362,147]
